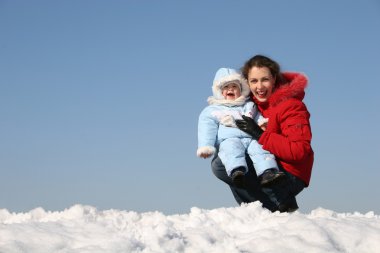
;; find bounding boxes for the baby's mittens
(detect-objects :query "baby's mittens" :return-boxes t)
[257,117,269,127]
[220,115,236,127]
[197,146,216,158]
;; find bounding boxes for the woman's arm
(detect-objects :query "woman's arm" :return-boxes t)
[260,100,313,163]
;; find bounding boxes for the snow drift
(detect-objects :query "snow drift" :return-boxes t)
[0,202,379,253]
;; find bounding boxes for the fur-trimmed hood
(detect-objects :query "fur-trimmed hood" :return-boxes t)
[208,68,250,106]
[253,72,308,107]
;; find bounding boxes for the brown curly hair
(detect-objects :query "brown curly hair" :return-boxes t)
[241,55,284,87]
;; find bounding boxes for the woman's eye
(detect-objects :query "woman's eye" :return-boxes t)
[263,77,273,82]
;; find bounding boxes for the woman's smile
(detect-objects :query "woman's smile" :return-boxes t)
[248,66,275,102]
[256,90,267,98]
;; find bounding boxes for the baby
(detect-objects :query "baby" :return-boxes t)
[197,68,285,187]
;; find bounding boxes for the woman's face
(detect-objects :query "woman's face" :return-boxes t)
[247,66,276,102]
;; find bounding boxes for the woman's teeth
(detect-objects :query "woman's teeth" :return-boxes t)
[257,90,266,97]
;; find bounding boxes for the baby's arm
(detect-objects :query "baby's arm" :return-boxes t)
[244,101,268,130]
[197,107,218,159]
[257,116,268,131]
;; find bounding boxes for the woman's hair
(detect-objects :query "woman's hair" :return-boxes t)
[241,55,284,86]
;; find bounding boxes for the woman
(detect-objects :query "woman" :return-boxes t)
[211,55,314,212]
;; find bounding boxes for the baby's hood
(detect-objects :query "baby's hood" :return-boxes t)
[208,68,251,105]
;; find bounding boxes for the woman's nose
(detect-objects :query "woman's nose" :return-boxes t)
[256,81,264,88]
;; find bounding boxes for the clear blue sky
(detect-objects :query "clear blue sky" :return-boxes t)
[1,0,380,215]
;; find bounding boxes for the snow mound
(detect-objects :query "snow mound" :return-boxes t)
[0,202,379,253]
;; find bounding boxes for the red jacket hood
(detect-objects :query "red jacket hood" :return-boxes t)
[252,72,308,108]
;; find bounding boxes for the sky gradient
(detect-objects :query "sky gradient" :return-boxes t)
[1,0,380,214]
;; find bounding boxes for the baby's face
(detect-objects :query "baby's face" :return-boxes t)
[222,83,241,100]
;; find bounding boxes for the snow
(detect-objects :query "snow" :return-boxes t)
[0,202,379,253]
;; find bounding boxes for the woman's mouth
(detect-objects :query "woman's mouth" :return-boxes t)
[256,90,267,98]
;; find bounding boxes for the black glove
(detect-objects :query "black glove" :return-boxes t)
[235,115,264,140]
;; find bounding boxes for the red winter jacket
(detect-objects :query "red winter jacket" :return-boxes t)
[254,72,314,186]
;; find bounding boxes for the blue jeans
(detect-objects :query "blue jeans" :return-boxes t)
[211,154,305,212]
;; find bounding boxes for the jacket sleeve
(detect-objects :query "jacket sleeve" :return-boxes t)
[259,100,313,162]
[198,106,219,149]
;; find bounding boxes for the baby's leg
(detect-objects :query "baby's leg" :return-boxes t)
[247,139,286,187]
[246,139,278,176]
[218,138,247,176]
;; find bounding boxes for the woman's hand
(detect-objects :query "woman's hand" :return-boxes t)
[235,115,264,140]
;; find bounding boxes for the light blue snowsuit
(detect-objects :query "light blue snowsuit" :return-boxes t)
[197,68,278,177]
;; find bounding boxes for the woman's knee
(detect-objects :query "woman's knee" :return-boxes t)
[211,156,231,183]
[285,172,306,196]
